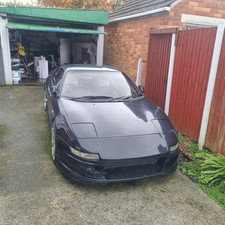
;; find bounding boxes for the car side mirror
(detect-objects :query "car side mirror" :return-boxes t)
[51,86,57,95]
[138,85,145,93]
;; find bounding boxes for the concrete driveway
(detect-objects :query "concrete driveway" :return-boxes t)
[0,86,224,225]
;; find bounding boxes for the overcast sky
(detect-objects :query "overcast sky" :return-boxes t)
[1,0,37,4]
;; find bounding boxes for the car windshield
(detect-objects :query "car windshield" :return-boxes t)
[61,70,142,101]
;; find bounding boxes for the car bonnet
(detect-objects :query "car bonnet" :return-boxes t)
[60,97,171,138]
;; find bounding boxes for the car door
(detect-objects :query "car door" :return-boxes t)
[46,67,59,119]
[48,67,64,123]
[46,68,58,121]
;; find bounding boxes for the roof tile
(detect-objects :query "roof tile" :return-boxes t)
[109,0,178,21]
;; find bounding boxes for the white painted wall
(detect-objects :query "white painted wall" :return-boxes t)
[97,26,104,66]
[0,16,12,85]
[60,38,70,65]
[0,44,5,85]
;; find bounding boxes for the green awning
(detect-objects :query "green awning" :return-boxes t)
[0,7,108,25]
[6,22,107,35]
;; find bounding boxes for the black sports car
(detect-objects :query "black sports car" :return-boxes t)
[44,65,179,185]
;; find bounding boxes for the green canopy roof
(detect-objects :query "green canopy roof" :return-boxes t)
[6,22,107,35]
[0,7,108,25]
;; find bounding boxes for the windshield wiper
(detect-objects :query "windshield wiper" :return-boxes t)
[113,94,143,101]
[113,95,133,101]
[68,96,113,101]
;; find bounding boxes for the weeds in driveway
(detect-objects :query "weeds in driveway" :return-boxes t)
[0,124,6,136]
[43,115,52,157]
[0,124,6,148]
[0,124,7,178]
[178,133,225,210]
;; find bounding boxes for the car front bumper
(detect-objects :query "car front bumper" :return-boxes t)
[56,138,179,185]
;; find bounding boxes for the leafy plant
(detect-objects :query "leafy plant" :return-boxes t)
[183,162,202,178]
[178,133,225,210]
[195,152,205,159]
[199,154,225,185]
[178,133,186,143]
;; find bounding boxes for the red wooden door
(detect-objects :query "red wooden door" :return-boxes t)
[145,30,173,110]
[169,28,217,141]
[205,33,225,155]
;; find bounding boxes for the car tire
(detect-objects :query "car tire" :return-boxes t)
[51,121,57,163]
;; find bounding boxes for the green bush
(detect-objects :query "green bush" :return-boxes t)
[178,133,225,210]
[199,154,225,186]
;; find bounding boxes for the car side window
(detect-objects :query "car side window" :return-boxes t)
[50,67,60,83]
[50,67,59,76]
[53,68,64,86]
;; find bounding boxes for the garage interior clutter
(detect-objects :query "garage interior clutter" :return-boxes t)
[10,29,98,85]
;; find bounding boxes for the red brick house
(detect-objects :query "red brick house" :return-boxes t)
[104,0,225,84]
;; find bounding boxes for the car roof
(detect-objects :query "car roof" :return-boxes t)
[61,64,120,73]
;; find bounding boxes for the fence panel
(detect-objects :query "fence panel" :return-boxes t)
[145,32,172,110]
[169,28,217,141]
[205,33,225,155]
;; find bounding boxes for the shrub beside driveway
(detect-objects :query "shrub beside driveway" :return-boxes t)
[178,134,225,210]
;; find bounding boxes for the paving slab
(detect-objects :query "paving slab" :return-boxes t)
[0,86,224,225]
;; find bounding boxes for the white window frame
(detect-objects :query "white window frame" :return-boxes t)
[181,14,225,28]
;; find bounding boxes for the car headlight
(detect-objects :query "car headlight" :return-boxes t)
[70,147,100,160]
[170,143,179,152]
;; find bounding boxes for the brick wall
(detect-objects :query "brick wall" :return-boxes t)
[104,0,225,84]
